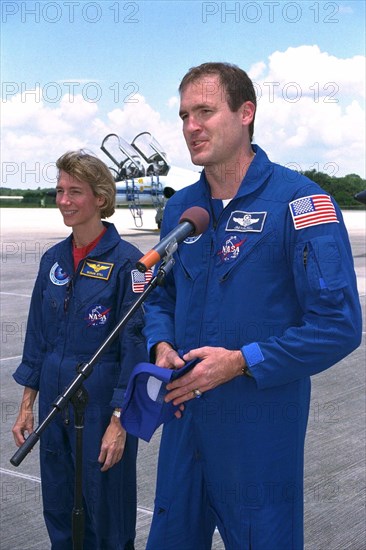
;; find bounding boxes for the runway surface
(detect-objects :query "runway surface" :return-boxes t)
[1,207,365,550]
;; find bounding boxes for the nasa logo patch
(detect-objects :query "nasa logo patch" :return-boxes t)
[84,304,111,327]
[218,235,246,263]
[49,262,70,286]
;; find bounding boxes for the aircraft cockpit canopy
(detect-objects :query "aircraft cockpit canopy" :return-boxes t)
[100,133,147,181]
[131,132,170,176]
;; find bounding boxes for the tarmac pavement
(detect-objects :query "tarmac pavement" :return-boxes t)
[0,207,365,549]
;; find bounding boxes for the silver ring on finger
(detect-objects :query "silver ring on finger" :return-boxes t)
[193,389,203,399]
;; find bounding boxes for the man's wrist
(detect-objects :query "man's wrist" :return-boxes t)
[112,408,121,419]
[236,350,252,377]
[241,364,252,377]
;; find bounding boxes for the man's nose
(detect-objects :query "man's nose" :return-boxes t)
[184,115,201,133]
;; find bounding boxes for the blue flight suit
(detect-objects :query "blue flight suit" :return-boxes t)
[14,222,148,550]
[143,145,362,549]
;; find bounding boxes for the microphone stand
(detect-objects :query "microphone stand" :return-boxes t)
[10,256,175,550]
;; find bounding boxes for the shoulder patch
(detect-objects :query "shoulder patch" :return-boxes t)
[183,234,203,244]
[49,262,70,286]
[289,195,339,230]
[80,260,114,280]
[131,269,153,293]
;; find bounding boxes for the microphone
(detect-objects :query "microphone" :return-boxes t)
[136,206,210,273]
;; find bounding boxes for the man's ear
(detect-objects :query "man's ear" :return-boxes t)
[241,101,256,126]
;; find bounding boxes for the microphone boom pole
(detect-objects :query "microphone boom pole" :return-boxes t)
[9,263,171,468]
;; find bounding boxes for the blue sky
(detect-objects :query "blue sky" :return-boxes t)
[1,0,365,187]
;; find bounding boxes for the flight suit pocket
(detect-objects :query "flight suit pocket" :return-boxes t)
[302,236,347,291]
[297,235,348,307]
[147,496,172,548]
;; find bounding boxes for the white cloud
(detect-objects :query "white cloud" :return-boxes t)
[0,89,193,188]
[1,88,44,128]
[1,45,365,188]
[107,94,162,136]
[254,45,365,99]
[1,91,104,187]
[167,96,179,108]
[248,62,266,81]
[251,45,365,177]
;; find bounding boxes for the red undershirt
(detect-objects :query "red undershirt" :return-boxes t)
[72,227,107,270]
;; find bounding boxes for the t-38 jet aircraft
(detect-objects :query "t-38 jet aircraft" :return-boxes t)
[100,132,200,227]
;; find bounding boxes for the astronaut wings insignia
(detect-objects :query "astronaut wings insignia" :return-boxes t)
[86,262,109,273]
[226,211,267,232]
[233,215,259,227]
[80,260,114,280]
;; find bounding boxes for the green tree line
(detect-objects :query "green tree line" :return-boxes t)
[1,171,365,208]
[300,171,365,208]
[0,187,55,207]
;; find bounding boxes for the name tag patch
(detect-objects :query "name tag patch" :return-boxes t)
[226,211,267,232]
[80,260,114,280]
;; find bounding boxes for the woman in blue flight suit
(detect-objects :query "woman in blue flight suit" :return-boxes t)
[12,150,148,550]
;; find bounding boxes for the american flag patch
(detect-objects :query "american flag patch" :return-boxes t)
[289,195,339,230]
[131,269,153,293]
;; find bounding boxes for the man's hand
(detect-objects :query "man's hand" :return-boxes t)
[165,346,246,406]
[154,342,186,417]
[98,415,126,472]
[154,342,186,370]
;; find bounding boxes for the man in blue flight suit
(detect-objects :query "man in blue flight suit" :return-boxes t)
[143,63,362,549]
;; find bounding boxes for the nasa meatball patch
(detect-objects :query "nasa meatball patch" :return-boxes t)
[84,304,111,327]
[218,235,246,263]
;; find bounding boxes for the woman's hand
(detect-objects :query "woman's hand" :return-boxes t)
[98,415,126,472]
[12,387,38,447]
